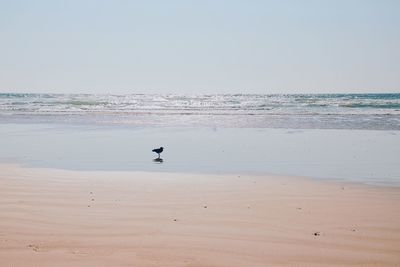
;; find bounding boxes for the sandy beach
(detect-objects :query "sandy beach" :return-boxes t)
[2,0,400,265]
[1,164,399,266]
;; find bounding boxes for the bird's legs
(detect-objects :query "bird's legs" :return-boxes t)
[157,153,160,159]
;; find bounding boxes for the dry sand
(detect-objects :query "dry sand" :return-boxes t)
[1,164,399,267]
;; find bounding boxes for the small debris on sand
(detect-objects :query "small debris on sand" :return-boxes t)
[204,206,207,208]
[314,232,320,236]
[27,244,40,252]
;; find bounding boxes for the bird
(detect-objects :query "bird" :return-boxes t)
[152,147,164,158]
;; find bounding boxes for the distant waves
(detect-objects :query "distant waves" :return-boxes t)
[0,93,399,130]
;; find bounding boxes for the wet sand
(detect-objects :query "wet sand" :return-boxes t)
[1,164,400,266]
[1,124,399,185]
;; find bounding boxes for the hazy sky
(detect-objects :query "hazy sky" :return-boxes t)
[1,0,399,94]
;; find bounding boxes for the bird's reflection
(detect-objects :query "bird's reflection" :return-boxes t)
[153,157,164,163]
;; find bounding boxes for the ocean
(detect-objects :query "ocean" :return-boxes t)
[1,93,399,130]
[0,93,399,185]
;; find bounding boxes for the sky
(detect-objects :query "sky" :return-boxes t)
[0,0,399,94]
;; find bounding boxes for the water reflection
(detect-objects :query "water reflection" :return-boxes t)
[153,157,164,163]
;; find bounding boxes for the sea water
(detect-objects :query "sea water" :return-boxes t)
[0,93,399,185]
[1,93,399,130]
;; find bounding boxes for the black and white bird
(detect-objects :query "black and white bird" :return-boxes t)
[152,147,164,158]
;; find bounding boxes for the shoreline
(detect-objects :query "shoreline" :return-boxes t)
[1,163,399,266]
[1,124,399,186]
[5,160,400,189]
